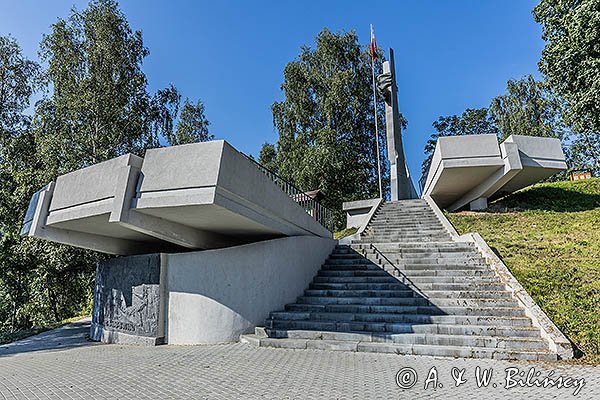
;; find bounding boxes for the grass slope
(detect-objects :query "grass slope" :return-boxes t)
[447,178,600,363]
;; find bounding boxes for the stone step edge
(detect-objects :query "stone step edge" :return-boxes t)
[269,312,530,321]
[254,328,548,345]
[239,335,557,361]
[283,305,525,313]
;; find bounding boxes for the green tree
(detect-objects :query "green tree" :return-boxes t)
[151,85,212,146]
[534,0,600,172]
[0,36,38,137]
[170,98,212,145]
[490,75,566,141]
[35,0,154,174]
[0,36,40,333]
[258,142,278,173]
[421,108,497,177]
[267,28,393,227]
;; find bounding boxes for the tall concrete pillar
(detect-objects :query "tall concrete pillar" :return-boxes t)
[377,48,417,201]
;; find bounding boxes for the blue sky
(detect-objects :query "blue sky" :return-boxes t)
[1,0,544,186]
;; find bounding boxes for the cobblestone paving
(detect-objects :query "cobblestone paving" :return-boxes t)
[0,322,597,399]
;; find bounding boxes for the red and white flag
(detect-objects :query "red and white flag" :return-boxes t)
[370,24,377,61]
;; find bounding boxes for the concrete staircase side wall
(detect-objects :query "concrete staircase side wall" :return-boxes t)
[457,232,574,358]
[164,236,336,344]
[425,196,573,359]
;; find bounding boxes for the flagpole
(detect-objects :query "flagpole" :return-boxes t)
[371,24,383,199]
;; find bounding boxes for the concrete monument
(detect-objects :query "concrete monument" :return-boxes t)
[22,140,337,345]
[376,48,418,201]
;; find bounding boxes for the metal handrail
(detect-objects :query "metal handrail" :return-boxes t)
[369,243,429,300]
[242,153,334,232]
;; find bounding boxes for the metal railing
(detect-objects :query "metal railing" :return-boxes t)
[242,153,334,232]
[369,243,429,299]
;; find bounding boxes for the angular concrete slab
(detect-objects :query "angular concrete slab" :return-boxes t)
[422,134,567,211]
[22,140,332,255]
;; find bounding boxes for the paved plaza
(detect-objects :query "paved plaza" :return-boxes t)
[0,320,597,399]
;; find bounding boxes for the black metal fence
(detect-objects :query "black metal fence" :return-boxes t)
[242,154,334,232]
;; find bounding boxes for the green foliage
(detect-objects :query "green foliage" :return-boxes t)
[421,108,497,176]
[150,84,212,146]
[448,178,600,363]
[534,0,600,172]
[258,142,278,173]
[490,75,566,141]
[36,0,154,172]
[333,226,358,240]
[170,98,212,145]
[266,28,396,228]
[0,36,38,135]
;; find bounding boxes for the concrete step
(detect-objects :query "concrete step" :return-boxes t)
[382,263,489,270]
[370,216,439,222]
[364,256,486,265]
[360,231,448,236]
[348,243,475,251]
[322,263,489,271]
[304,289,415,297]
[402,276,500,284]
[362,232,448,238]
[367,221,442,227]
[259,321,542,338]
[257,329,548,350]
[423,290,514,299]
[308,282,506,291]
[317,269,495,277]
[350,248,476,256]
[365,226,444,232]
[297,296,431,306]
[297,296,519,308]
[324,257,486,265]
[391,270,496,277]
[376,208,433,213]
[322,263,488,271]
[357,237,450,243]
[313,276,401,283]
[330,250,481,258]
[309,282,410,290]
[240,335,556,361]
[317,269,391,277]
[268,313,532,326]
[314,275,500,284]
[366,222,443,227]
[283,304,526,317]
[265,319,506,333]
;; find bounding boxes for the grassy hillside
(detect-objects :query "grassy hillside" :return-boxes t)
[447,178,600,363]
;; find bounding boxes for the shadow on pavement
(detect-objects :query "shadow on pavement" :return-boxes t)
[0,318,96,357]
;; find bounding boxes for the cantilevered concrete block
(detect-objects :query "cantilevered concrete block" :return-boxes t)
[22,140,332,255]
[422,134,567,211]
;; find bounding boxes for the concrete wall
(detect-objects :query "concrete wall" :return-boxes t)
[342,198,382,230]
[164,236,336,344]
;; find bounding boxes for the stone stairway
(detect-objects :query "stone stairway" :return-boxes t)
[241,199,558,360]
